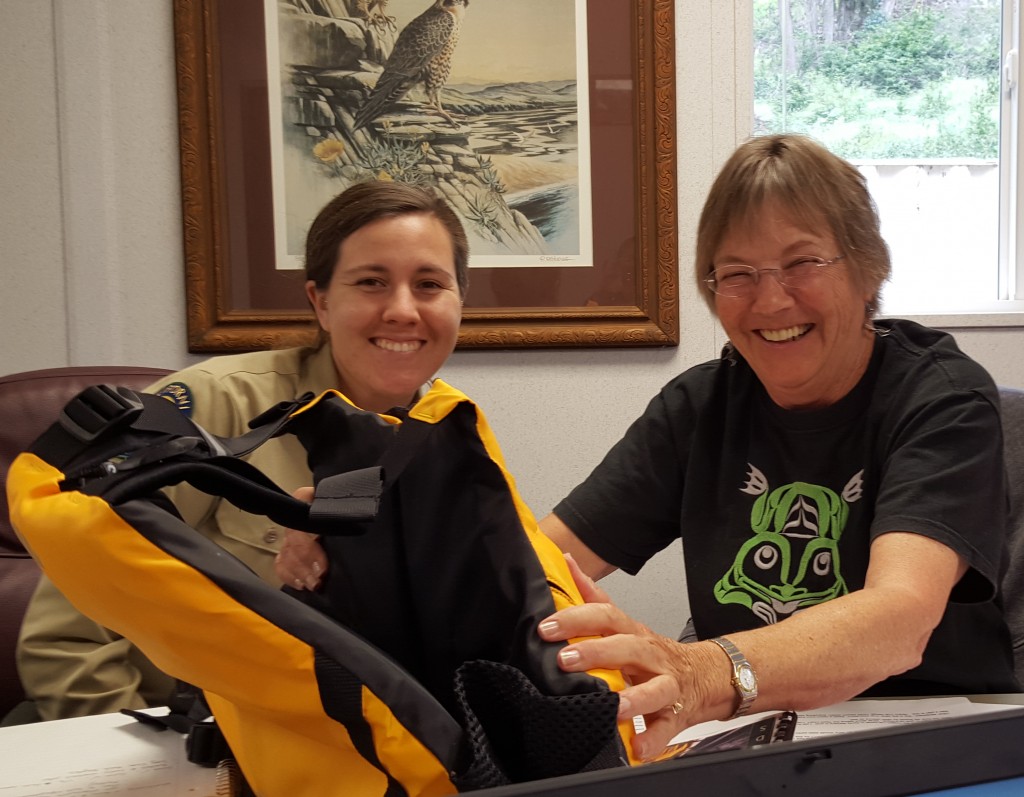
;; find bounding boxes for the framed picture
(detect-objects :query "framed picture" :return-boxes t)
[173,0,677,351]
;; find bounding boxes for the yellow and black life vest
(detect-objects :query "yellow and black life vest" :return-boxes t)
[8,379,636,796]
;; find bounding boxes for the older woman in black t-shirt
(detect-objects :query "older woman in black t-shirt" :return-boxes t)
[537,135,1019,761]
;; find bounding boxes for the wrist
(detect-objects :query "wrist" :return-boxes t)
[670,639,740,724]
[707,636,759,718]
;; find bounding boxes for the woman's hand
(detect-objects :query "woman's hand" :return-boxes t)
[273,486,329,590]
[539,555,723,761]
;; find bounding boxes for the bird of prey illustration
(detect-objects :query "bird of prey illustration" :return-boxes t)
[353,0,469,130]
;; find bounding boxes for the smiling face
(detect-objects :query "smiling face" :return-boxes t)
[306,212,462,412]
[713,203,875,409]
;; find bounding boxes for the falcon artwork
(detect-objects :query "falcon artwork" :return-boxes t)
[353,0,470,130]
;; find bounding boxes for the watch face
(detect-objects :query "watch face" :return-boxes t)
[737,664,757,693]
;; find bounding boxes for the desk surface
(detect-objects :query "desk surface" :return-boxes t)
[2,697,1022,796]
[0,710,219,796]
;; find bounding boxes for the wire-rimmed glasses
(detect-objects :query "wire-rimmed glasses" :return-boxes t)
[704,255,845,298]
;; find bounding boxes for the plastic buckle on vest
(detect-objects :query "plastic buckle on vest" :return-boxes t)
[185,721,232,768]
[59,384,145,443]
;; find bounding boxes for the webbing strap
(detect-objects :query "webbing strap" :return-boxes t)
[121,681,228,767]
[226,392,317,457]
[311,468,383,523]
[314,653,409,797]
[99,459,322,532]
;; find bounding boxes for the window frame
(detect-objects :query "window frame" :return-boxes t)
[1003,0,1022,305]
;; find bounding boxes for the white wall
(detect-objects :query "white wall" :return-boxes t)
[2,1,1023,637]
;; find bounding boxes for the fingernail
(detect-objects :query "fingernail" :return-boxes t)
[558,648,581,667]
[538,619,560,638]
[312,561,322,575]
[617,696,632,718]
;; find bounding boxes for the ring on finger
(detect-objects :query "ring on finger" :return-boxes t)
[669,701,684,715]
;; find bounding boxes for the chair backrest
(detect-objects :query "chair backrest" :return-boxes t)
[0,365,172,719]
[998,385,1024,686]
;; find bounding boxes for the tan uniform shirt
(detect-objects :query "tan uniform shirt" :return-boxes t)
[17,345,338,720]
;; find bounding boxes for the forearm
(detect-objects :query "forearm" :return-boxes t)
[723,585,940,712]
[699,531,962,714]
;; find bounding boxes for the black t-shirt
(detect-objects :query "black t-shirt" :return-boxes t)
[555,319,1019,694]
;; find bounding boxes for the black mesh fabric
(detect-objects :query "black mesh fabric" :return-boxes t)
[452,660,625,790]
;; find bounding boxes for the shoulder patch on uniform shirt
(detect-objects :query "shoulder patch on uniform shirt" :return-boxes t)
[155,381,194,417]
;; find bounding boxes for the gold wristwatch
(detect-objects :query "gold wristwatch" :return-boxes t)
[709,636,758,718]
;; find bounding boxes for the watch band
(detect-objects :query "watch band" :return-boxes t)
[708,636,758,718]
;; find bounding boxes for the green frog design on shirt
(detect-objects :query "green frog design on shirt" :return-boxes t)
[714,465,863,625]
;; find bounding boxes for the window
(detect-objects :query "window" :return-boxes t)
[753,0,1023,321]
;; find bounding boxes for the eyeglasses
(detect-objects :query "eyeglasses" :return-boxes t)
[704,255,845,298]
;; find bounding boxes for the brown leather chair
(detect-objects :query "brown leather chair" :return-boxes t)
[0,365,172,720]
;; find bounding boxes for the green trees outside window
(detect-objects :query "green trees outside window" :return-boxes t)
[755,0,1001,160]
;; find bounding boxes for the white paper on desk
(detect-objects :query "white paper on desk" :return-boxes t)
[667,696,1020,749]
[0,709,219,796]
[791,696,1021,740]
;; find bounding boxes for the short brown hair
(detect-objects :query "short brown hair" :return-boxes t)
[304,180,469,297]
[695,134,890,317]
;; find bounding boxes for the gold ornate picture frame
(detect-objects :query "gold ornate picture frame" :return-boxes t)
[173,0,677,351]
